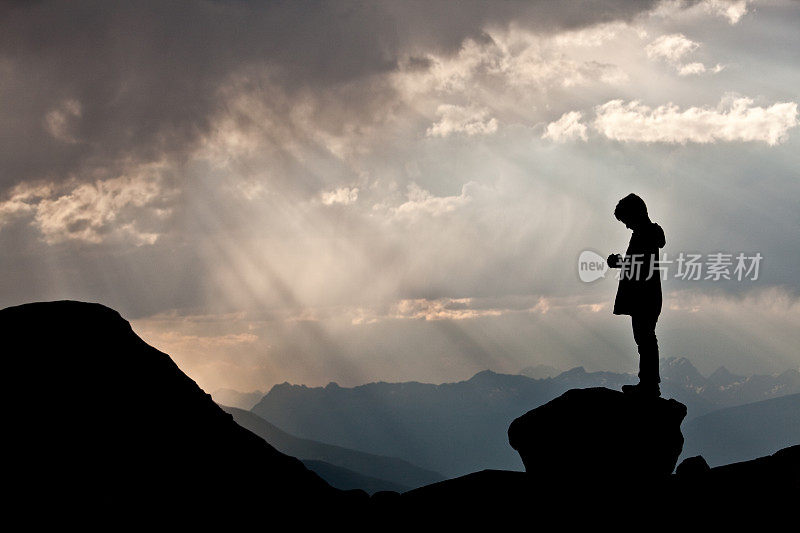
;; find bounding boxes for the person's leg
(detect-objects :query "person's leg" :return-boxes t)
[631,313,660,386]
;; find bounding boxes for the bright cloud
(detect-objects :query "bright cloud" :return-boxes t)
[34,175,166,245]
[646,33,722,76]
[593,97,799,145]
[0,170,172,245]
[392,298,504,321]
[388,182,473,218]
[646,33,699,63]
[701,0,750,24]
[653,0,750,25]
[321,186,359,206]
[0,183,54,228]
[397,26,629,102]
[542,111,588,142]
[677,62,725,76]
[426,104,498,138]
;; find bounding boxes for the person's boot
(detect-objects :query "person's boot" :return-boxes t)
[622,382,660,397]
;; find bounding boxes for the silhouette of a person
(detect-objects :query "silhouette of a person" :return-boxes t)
[607,194,665,397]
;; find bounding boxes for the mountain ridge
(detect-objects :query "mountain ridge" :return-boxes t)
[252,357,800,477]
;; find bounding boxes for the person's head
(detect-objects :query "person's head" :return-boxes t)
[614,193,649,229]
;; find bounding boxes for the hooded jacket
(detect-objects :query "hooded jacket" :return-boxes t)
[613,222,666,317]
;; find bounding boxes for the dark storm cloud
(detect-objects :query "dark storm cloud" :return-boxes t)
[0,0,668,190]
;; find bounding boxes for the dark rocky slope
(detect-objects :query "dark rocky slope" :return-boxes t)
[3,300,796,525]
[400,388,797,524]
[2,301,362,517]
[681,393,800,466]
[222,406,443,491]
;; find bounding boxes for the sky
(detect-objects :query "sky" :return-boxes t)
[1,0,799,393]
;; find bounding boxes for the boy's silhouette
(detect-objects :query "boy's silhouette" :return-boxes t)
[607,194,665,397]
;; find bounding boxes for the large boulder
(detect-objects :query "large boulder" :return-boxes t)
[508,387,686,481]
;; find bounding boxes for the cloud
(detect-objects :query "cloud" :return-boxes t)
[148,330,259,350]
[701,0,750,24]
[0,168,171,245]
[321,187,359,206]
[3,0,799,392]
[551,22,631,48]
[0,0,667,193]
[44,99,82,144]
[677,62,725,76]
[652,0,750,25]
[426,104,498,137]
[388,183,474,218]
[384,295,554,321]
[0,183,54,229]
[392,298,504,321]
[135,286,800,393]
[646,33,699,63]
[646,33,723,76]
[593,96,799,144]
[401,27,629,102]
[542,111,588,142]
[35,175,167,245]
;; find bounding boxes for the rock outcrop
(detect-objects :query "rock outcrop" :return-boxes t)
[508,387,687,481]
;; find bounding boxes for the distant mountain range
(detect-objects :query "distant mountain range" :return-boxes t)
[212,388,265,410]
[519,364,561,379]
[221,405,444,492]
[251,358,800,478]
[254,371,544,476]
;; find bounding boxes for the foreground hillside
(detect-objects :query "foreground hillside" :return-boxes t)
[682,393,800,466]
[221,406,444,492]
[2,300,796,524]
[1,301,361,516]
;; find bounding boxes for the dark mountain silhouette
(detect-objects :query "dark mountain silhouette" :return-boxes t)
[673,446,799,515]
[252,358,799,477]
[399,469,532,519]
[398,389,796,525]
[3,300,796,523]
[2,301,363,517]
[212,388,264,410]
[398,449,799,523]
[221,405,443,491]
[681,393,800,466]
